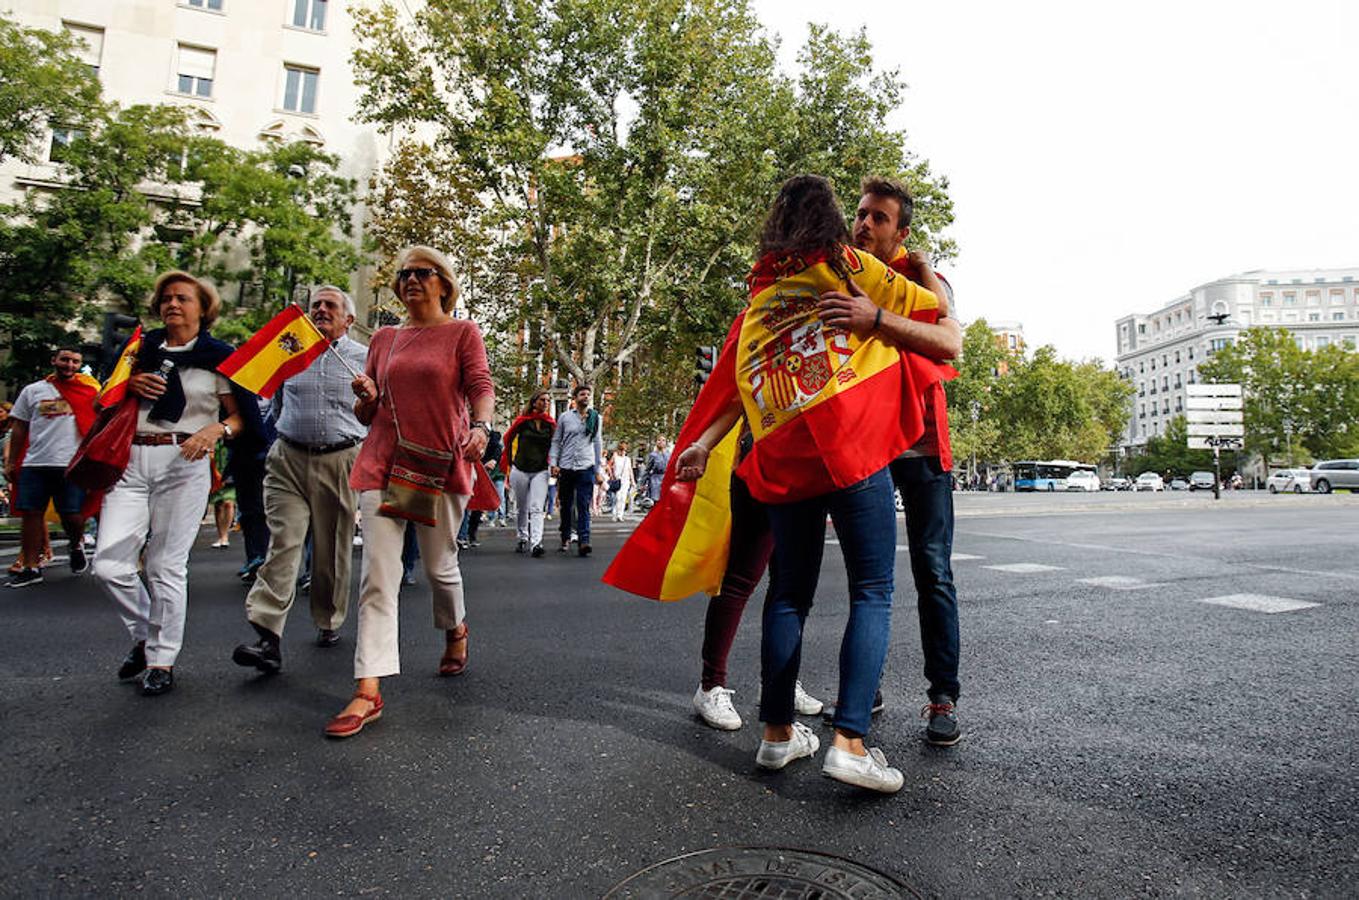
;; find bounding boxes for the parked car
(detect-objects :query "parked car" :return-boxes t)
[1310,459,1359,493]
[1134,472,1165,492]
[1065,470,1101,492]
[1266,468,1312,494]
[1189,471,1216,491]
[1102,476,1132,491]
[1169,478,1189,491]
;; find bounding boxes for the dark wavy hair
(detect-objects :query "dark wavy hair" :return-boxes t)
[757,175,850,264]
[520,389,551,418]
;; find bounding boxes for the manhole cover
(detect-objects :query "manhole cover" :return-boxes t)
[604,847,917,899]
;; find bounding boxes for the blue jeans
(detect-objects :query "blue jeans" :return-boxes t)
[761,468,897,736]
[557,466,596,546]
[890,456,960,702]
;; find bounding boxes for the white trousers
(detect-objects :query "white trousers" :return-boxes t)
[354,490,468,679]
[509,468,549,548]
[93,444,211,667]
[611,477,634,520]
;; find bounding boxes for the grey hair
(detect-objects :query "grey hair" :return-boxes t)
[312,284,355,317]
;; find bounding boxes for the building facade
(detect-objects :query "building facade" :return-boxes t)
[2,0,396,321]
[1113,267,1359,450]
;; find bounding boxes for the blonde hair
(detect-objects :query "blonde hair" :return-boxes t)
[149,270,222,330]
[390,245,460,313]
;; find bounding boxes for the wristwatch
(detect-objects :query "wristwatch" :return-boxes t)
[470,420,493,435]
[220,422,234,439]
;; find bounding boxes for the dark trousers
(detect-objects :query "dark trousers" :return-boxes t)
[557,466,596,546]
[229,451,270,563]
[700,474,774,690]
[890,455,961,702]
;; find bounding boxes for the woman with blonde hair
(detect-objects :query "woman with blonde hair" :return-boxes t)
[93,271,247,696]
[327,245,494,738]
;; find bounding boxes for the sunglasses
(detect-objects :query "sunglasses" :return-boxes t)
[396,267,440,282]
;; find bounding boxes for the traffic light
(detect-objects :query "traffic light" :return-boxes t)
[100,313,140,379]
[695,345,716,387]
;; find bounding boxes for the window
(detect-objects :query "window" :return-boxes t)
[1139,404,1145,419]
[1139,361,1145,374]
[184,0,224,9]
[1331,291,1345,305]
[1162,376,1169,391]
[1333,311,1345,321]
[291,0,328,30]
[1209,338,1232,354]
[1138,323,1146,335]
[48,125,85,162]
[64,23,104,76]
[282,65,319,113]
[1284,311,1299,322]
[1306,291,1320,306]
[1283,293,1296,305]
[1308,312,1321,322]
[1261,311,1276,323]
[176,44,216,97]
[1174,350,1181,364]
[1316,336,1330,349]
[1188,369,1197,384]
[1138,382,1145,397]
[1174,373,1182,388]
[1163,400,1170,414]
[1187,347,1194,359]
[1344,336,1357,350]
[1260,292,1273,306]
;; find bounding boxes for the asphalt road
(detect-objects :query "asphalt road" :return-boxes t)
[2,492,1356,897]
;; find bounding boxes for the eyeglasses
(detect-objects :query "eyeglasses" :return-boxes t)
[396,267,440,282]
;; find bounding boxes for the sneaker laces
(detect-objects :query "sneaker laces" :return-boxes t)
[921,701,955,719]
[866,747,890,770]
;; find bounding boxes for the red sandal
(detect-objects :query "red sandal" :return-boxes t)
[439,623,469,676]
[324,690,383,739]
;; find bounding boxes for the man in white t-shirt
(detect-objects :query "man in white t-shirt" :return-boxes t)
[4,348,99,587]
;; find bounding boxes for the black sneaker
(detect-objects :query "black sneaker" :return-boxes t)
[515,540,527,554]
[923,698,961,746]
[316,628,340,648]
[578,543,592,557]
[6,568,42,588]
[820,690,885,723]
[69,543,89,575]
[117,642,147,680]
[530,544,545,558]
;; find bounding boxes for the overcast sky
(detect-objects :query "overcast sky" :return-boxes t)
[749,0,1359,364]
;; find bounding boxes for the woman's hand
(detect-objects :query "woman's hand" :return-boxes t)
[351,374,378,405]
[461,425,489,462]
[179,424,223,462]
[129,372,168,401]
[675,443,709,482]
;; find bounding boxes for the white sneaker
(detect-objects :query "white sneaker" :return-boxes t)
[794,680,824,716]
[692,685,742,730]
[755,721,820,770]
[821,744,904,793]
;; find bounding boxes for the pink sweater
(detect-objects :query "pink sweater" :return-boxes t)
[350,321,494,496]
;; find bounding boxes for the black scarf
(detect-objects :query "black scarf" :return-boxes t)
[134,328,236,423]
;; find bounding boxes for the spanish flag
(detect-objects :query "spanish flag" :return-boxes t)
[216,305,329,399]
[604,244,946,602]
[97,325,142,408]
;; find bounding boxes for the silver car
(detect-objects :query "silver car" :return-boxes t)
[1310,459,1359,493]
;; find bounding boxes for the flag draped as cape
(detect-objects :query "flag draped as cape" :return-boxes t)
[604,244,949,601]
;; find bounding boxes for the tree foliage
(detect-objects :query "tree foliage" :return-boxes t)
[1123,416,1222,478]
[353,0,955,406]
[1198,327,1359,462]
[0,15,102,164]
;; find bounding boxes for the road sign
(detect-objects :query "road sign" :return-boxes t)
[1187,424,1246,437]
[1185,395,1243,411]
[1186,409,1244,424]
[1186,383,1242,399]
[1188,436,1244,450]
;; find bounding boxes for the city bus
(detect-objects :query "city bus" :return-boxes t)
[1012,460,1097,492]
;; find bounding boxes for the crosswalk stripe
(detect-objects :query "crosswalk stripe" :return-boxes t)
[982,563,1065,574]
[1193,593,1320,614]
[1077,575,1162,591]
[951,553,983,562]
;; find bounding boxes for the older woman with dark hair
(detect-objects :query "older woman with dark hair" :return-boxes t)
[326,245,494,738]
[93,271,247,696]
[674,174,945,792]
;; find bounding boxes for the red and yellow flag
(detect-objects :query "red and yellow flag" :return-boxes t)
[216,305,329,399]
[96,325,143,408]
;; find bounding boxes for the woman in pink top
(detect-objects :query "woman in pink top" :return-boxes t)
[325,245,495,739]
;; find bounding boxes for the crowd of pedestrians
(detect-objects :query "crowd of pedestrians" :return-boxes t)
[5,172,964,797]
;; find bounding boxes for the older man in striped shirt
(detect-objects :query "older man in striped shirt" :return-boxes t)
[232,286,369,673]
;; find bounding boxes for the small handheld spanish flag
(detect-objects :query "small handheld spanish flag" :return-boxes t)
[96,325,143,408]
[216,305,329,398]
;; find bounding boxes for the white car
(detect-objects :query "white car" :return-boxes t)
[1134,472,1165,492]
[1266,469,1311,494]
[1064,470,1101,492]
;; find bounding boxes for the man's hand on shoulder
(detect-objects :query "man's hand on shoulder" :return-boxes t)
[817,278,879,338]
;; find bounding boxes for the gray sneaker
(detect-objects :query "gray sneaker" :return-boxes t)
[755,721,820,770]
[923,698,961,746]
[822,744,904,793]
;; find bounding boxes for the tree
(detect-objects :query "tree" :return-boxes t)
[352,0,955,404]
[991,346,1131,463]
[1125,416,1218,478]
[1200,328,1359,462]
[944,319,1007,473]
[0,15,102,164]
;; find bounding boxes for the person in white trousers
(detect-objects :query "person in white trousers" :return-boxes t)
[94,271,244,696]
[610,441,635,521]
[501,390,555,558]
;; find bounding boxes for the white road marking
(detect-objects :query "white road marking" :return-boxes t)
[1077,575,1163,591]
[960,529,1359,583]
[1194,593,1320,614]
[951,553,983,561]
[982,563,1065,574]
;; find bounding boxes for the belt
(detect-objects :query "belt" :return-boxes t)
[281,435,361,456]
[132,432,193,446]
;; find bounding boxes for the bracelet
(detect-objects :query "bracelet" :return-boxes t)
[873,308,883,332]
[220,422,233,439]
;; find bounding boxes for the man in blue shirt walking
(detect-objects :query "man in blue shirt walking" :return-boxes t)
[549,385,604,558]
